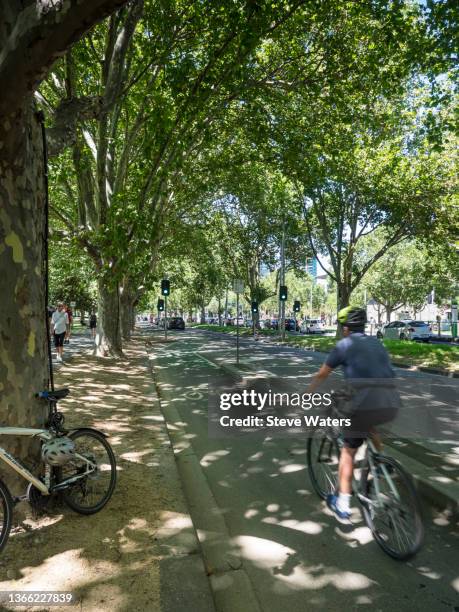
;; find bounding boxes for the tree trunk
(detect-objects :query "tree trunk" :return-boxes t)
[336,283,351,338]
[385,306,393,323]
[218,297,222,326]
[130,304,137,332]
[120,282,136,342]
[120,296,133,341]
[224,288,229,319]
[0,0,133,511]
[95,278,123,356]
[0,104,49,498]
[200,304,206,324]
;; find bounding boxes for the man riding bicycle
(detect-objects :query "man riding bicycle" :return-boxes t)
[309,306,401,521]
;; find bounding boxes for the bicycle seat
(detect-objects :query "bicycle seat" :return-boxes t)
[38,388,70,401]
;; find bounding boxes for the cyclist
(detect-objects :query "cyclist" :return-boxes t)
[308,306,400,521]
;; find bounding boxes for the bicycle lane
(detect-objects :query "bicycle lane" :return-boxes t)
[149,330,459,612]
[199,330,459,513]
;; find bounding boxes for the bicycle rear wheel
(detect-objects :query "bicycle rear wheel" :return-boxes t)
[0,479,13,555]
[307,429,340,499]
[361,455,424,560]
[59,429,116,515]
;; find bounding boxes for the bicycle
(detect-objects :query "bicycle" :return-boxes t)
[0,388,117,554]
[307,391,424,560]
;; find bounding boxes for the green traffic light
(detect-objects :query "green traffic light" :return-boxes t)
[279,285,288,301]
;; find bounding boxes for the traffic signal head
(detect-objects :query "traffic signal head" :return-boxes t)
[279,285,288,301]
[157,298,165,311]
[251,301,259,314]
[161,279,170,296]
[294,300,301,313]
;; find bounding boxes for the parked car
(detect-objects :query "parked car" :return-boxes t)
[168,316,185,330]
[377,320,431,342]
[301,319,325,334]
[270,319,279,330]
[284,318,300,332]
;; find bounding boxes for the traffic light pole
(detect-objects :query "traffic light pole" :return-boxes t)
[281,224,286,342]
[236,293,240,364]
[165,295,168,341]
[452,299,458,339]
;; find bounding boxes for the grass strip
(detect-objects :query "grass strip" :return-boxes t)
[192,324,458,372]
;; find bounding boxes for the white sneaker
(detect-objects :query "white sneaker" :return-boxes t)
[56,355,62,362]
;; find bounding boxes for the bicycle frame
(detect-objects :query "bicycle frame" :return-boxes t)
[0,427,53,495]
[329,400,402,509]
[0,427,97,497]
[355,439,401,507]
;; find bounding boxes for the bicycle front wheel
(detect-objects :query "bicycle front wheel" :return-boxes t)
[0,479,13,555]
[60,429,117,515]
[307,429,340,500]
[361,455,424,560]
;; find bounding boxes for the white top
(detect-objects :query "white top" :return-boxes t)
[52,310,69,334]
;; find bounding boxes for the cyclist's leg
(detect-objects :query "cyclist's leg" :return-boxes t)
[339,445,358,494]
[329,439,362,517]
[369,427,383,451]
[368,407,399,451]
[335,413,367,513]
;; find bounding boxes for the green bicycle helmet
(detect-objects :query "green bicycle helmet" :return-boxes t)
[337,306,367,328]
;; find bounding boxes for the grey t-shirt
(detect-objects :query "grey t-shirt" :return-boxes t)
[325,333,401,410]
[52,310,69,335]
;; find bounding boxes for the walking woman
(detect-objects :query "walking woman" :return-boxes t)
[89,311,97,340]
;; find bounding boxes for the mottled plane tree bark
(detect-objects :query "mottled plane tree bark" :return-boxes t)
[0,0,128,494]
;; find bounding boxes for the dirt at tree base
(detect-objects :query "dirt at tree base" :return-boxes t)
[0,339,207,612]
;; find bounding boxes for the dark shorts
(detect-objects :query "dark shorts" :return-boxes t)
[89,322,96,329]
[343,407,399,449]
[54,332,66,347]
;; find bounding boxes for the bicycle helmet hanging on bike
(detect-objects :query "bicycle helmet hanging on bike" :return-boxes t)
[41,437,75,466]
[337,306,366,330]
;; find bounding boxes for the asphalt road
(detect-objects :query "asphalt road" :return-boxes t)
[150,328,459,612]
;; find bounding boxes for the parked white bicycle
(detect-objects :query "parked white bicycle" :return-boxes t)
[0,388,116,553]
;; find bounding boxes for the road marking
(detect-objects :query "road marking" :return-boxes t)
[196,353,220,369]
[184,390,204,400]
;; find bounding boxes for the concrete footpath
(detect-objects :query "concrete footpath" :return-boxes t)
[0,337,215,612]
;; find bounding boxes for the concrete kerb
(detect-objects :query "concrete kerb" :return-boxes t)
[145,344,263,612]
[198,329,459,378]
[384,443,459,519]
